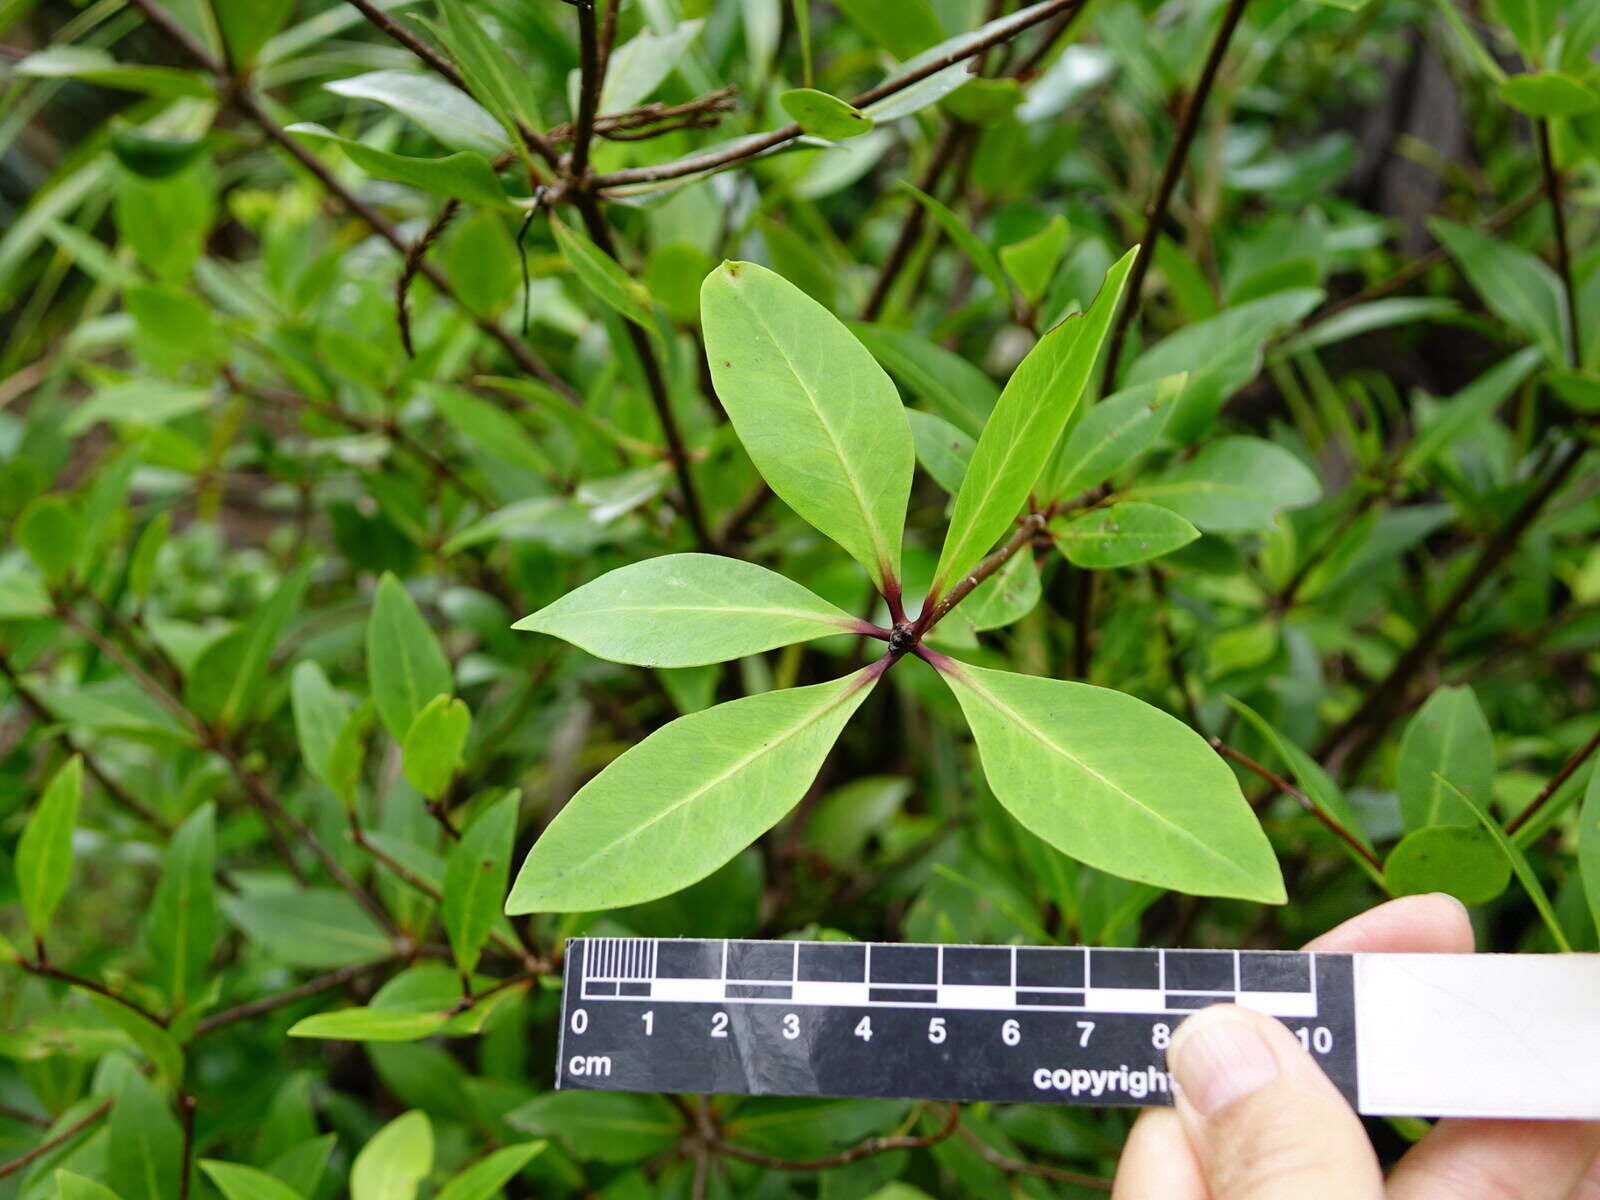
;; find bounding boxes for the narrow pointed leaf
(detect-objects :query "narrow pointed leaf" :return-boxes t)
[288,1008,449,1042]
[702,261,913,590]
[200,1160,305,1200]
[435,1142,546,1200]
[932,248,1135,596]
[17,756,83,937]
[1127,436,1321,532]
[108,1071,182,1200]
[936,658,1284,902]
[1043,373,1183,499]
[443,791,519,976]
[143,803,216,1009]
[287,124,512,209]
[514,554,859,666]
[1580,765,1600,939]
[507,668,880,913]
[367,573,453,740]
[550,212,655,329]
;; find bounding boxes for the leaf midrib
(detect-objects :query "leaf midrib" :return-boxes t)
[536,677,868,887]
[955,668,1245,880]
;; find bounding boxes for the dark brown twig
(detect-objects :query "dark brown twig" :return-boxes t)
[1210,741,1383,874]
[1100,0,1253,394]
[716,1102,961,1170]
[1534,119,1579,370]
[569,0,603,182]
[397,200,460,359]
[193,959,401,1037]
[955,1125,1111,1190]
[19,959,168,1028]
[1505,727,1600,836]
[590,0,1087,190]
[0,1100,112,1181]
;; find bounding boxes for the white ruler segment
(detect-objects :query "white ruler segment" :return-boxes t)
[1355,953,1600,1119]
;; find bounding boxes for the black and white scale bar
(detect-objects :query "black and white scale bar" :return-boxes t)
[557,938,1600,1120]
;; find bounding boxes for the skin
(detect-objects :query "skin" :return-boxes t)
[1112,894,1600,1199]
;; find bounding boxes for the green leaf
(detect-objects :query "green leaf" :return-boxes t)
[805,776,913,864]
[506,1093,678,1164]
[402,694,471,801]
[143,803,216,1009]
[780,88,874,139]
[1042,374,1182,500]
[17,495,80,588]
[223,888,390,968]
[1385,825,1511,905]
[435,1142,546,1200]
[443,791,519,976]
[999,215,1070,307]
[199,1160,305,1200]
[17,755,83,937]
[1052,501,1198,568]
[1127,436,1321,533]
[427,385,555,474]
[899,183,1011,308]
[932,248,1136,596]
[1505,72,1600,115]
[1430,217,1569,364]
[507,668,880,913]
[514,554,857,667]
[936,658,1284,901]
[1275,297,1459,356]
[185,566,308,732]
[830,0,943,57]
[55,1172,125,1200]
[291,662,350,797]
[1432,774,1572,951]
[288,1008,449,1042]
[108,1071,183,1200]
[16,47,211,98]
[702,261,914,591]
[849,323,998,437]
[907,410,976,496]
[367,573,453,740]
[1397,685,1493,831]
[1581,764,1600,939]
[109,123,209,180]
[351,1111,433,1200]
[426,0,539,143]
[961,549,1041,631]
[599,20,704,112]
[325,71,507,157]
[549,212,655,329]
[1401,348,1544,474]
[88,994,184,1092]
[286,124,512,209]
[214,0,296,69]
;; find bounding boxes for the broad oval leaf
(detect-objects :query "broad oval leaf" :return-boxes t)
[1397,685,1493,831]
[1385,825,1510,906]
[701,261,913,591]
[402,694,471,801]
[17,755,82,937]
[351,1111,433,1200]
[906,410,975,496]
[931,248,1135,597]
[1043,373,1183,499]
[1052,501,1198,568]
[1499,73,1600,118]
[1127,436,1321,533]
[222,889,390,968]
[367,573,453,740]
[514,553,858,667]
[507,668,880,912]
[936,658,1284,902]
[780,88,874,139]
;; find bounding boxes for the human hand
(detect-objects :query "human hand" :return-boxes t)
[1112,894,1600,1199]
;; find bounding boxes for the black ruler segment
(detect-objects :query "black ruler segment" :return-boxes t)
[557,939,1358,1109]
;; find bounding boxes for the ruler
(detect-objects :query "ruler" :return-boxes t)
[556,937,1600,1120]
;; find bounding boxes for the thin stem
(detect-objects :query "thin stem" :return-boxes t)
[572,196,714,548]
[1534,119,1579,370]
[590,0,1086,190]
[0,1100,112,1181]
[1210,741,1384,875]
[1505,727,1600,836]
[20,959,168,1028]
[177,1095,196,1200]
[570,0,603,182]
[921,511,1050,632]
[1099,0,1252,394]
[193,959,400,1038]
[715,1102,960,1170]
[397,199,460,359]
[1317,439,1587,773]
[954,1125,1110,1190]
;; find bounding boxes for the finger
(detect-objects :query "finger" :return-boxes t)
[1168,1005,1383,1200]
[1113,1108,1209,1200]
[1303,893,1473,955]
[1572,1149,1600,1200]
[1387,1118,1600,1200]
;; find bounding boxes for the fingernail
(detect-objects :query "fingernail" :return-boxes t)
[1168,1007,1280,1116]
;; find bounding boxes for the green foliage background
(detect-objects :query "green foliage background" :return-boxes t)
[1,0,1598,1194]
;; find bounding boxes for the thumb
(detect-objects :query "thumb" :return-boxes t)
[1166,1005,1383,1200]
